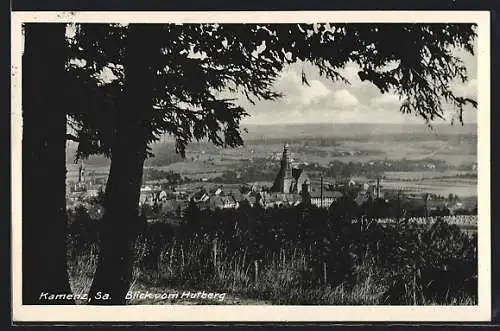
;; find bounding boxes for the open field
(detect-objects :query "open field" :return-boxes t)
[383,171,475,180]
[66,123,477,199]
[67,123,476,166]
[382,178,477,197]
[154,162,228,180]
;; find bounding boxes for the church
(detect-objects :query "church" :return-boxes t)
[270,143,310,194]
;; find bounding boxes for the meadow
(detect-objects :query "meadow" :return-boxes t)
[66,123,477,199]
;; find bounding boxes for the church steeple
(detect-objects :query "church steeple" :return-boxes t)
[278,142,293,193]
[270,142,304,194]
[281,143,292,179]
[78,159,85,183]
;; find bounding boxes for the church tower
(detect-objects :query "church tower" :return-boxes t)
[270,142,301,194]
[78,160,85,183]
[281,143,292,176]
[281,143,293,193]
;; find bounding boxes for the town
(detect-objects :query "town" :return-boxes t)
[66,142,478,231]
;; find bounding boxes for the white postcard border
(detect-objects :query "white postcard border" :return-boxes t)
[11,10,491,322]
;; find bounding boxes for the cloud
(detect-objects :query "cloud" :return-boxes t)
[332,89,360,108]
[371,93,401,107]
[276,70,331,105]
[450,78,477,99]
[306,88,360,113]
[240,53,478,125]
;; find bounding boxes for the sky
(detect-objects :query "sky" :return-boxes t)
[238,47,478,126]
[61,24,478,127]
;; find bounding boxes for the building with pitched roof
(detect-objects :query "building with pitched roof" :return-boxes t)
[311,190,344,208]
[270,143,311,194]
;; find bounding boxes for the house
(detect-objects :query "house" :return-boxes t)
[157,190,168,201]
[209,195,239,210]
[191,190,210,203]
[311,191,344,208]
[86,189,99,198]
[363,177,383,199]
[260,191,302,208]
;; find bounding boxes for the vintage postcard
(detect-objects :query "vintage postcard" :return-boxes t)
[11,10,491,322]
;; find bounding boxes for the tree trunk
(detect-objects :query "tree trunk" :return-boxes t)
[22,23,74,304]
[88,25,155,305]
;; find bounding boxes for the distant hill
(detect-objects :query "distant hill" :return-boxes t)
[66,123,476,167]
[65,142,110,166]
[145,142,184,166]
[65,141,182,167]
[240,123,476,140]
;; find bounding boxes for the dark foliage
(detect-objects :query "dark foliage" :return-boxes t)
[69,203,477,305]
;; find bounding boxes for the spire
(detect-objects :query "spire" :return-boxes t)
[282,142,292,179]
[78,159,85,183]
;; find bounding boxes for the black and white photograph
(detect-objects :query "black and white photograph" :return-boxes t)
[11,11,491,322]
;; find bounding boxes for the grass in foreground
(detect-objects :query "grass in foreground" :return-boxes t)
[68,243,476,306]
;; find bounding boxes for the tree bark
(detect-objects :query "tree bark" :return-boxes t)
[22,23,74,304]
[88,25,155,305]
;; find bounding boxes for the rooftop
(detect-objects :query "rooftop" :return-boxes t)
[310,191,344,199]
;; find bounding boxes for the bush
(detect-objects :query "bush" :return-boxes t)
[67,204,477,305]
